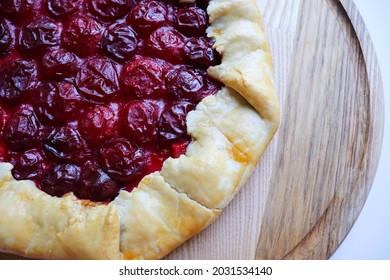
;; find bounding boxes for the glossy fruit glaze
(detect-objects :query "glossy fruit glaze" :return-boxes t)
[0,0,221,202]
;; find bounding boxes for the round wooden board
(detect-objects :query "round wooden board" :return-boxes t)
[0,0,384,260]
[166,0,384,260]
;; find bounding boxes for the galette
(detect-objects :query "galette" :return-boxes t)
[0,0,279,259]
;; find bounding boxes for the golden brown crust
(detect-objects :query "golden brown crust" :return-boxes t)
[0,163,121,259]
[207,0,280,128]
[0,0,279,259]
[161,95,252,209]
[160,0,280,210]
[112,173,219,260]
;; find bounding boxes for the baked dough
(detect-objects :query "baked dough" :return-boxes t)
[0,163,121,259]
[0,0,279,259]
[112,173,219,260]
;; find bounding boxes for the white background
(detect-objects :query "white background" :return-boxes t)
[331,0,390,259]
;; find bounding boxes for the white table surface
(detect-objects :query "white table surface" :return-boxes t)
[330,0,390,260]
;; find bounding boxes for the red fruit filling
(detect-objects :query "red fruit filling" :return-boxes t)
[0,0,222,202]
[11,148,51,181]
[158,102,195,143]
[40,163,81,198]
[184,37,219,67]
[78,163,120,202]
[0,60,38,104]
[120,56,167,98]
[90,0,132,22]
[98,138,146,183]
[122,100,160,144]
[0,19,13,57]
[18,18,62,56]
[47,0,81,18]
[79,104,119,143]
[0,0,36,20]
[4,106,42,151]
[175,7,207,37]
[147,26,185,64]
[63,15,102,57]
[41,48,78,79]
[102,24,138,62]
[76,57,120,101]
[35,82,82,124]
[44,126,90,163]
[129,1,168,36]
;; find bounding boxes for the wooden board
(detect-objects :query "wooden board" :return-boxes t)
[166,0,384,260]
[0,0,384,260]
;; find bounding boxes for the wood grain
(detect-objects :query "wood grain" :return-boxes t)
[0,0,384,260]
[255,0,383,260]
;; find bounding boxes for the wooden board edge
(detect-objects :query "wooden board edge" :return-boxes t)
[264,0,385,260]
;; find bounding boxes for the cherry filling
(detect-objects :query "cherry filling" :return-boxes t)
[0,0,222,202]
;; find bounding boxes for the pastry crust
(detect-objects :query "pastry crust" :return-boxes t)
[112,173,219,260]
[0,163,121,259]
[207,0,279,127]
[0,0,279,259]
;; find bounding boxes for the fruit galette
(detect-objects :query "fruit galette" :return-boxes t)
[0,0,279,259]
